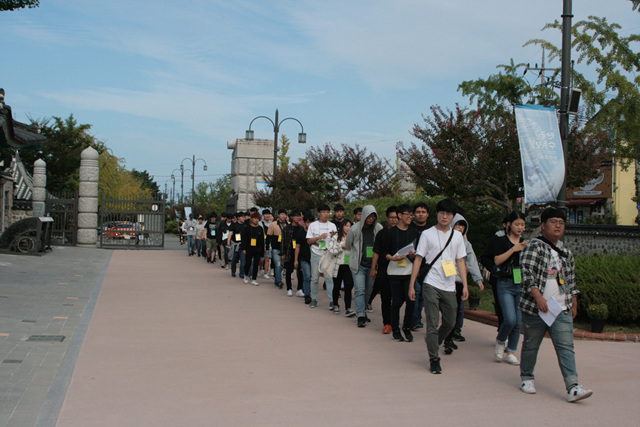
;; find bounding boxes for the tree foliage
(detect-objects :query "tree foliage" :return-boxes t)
[398,105,608,213]
[0,0,39,11]
[190,174,231,215]
[99,149,152,200]
[131,169,160,195]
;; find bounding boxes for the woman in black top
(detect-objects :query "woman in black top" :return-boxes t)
[484,211,528,365]
[242,212,265,285]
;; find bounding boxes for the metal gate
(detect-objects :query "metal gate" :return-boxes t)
[45,192,78,246]
[99,195,165,249]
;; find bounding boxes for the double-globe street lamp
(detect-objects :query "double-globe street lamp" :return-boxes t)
[245,109,306,196]
[181,155,208,206]
[170,168,189,205]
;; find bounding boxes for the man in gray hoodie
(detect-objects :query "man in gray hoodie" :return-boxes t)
[345,205,383,327]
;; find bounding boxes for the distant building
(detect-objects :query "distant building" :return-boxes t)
[566,160,638,225]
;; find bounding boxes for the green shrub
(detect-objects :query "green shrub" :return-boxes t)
[165,219,179,234]
[575,255,640,323]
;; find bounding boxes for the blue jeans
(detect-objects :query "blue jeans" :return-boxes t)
[300,260,311,297]
[271,249,283,284]
[310,252,333,303]
[496,278,522,351]
[353,265,372,317]
[412,280,424,326]
[186,235,195,255]
[230,244,245,276]
[521,311,579,390]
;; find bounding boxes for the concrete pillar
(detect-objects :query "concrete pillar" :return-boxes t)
[32,158,46,217]
[77,147,99,246]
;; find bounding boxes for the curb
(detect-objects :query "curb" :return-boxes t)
[464,308,640,343]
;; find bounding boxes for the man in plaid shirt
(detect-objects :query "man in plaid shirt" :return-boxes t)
[518,207,592,403]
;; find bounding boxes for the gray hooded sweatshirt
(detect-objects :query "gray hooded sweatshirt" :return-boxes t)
[451,213,484,285]
[344,205,383,275]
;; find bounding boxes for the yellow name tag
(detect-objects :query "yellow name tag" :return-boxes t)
[397,258,407,267]
[278,235,282,242]
[442,260,456,277]
[293,241,297,249]
[250,238,257,247]
[235,233,241,241]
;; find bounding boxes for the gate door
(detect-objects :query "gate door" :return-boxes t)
[99,195,165,249]
[45,192,78,246]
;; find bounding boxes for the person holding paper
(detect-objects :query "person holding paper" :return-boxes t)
[306,204,338,309]
[483,211,528,365]
[382,204,419,342]
[519,208,592,403]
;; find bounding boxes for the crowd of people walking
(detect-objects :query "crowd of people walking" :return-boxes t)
[179,201,591,402]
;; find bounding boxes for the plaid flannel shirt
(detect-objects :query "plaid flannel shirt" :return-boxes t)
[519,237,579,316]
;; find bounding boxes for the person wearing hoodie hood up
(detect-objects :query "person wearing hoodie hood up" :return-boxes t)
[345,205,383,327]
[442,213,485,354]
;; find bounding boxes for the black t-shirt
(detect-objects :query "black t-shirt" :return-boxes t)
[373,228,390,273]
[205,220,217,239]
[241,224,265,254]
[382,225,420,260]
[229,222,245,245]
[481,234,523,273]
[360,226,375,268]
[294,226,311,263]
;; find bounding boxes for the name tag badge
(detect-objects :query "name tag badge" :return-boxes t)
[223,231,229,240]
[235,233,241,242]
[250,238,257,247]
[513,268,522,284]
[442,260,456,277]
[397,258,407,267]
[292,241,297,249]
[344,254,350,264]
[212,230,216,236]
[366,246,373,258]
[558,272,565,285]
[319,240,327,250]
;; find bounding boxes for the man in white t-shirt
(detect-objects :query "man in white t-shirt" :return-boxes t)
[518,207,592,403]
[409,199,468,375]
[306,204,337,308]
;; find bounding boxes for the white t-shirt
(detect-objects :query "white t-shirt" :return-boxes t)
[415,226,466,292]
[542,250,568,311]
[306,220,337,257]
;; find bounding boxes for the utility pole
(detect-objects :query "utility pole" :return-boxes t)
[557,0,573,213]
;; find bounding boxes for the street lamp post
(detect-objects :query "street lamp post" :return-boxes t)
[181,155,208,206]
[170,168,183,205]
[245,109,306,196]
[557,0,572,213]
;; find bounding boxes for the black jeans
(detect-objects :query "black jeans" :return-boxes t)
[332,264,354,308]
[244,252,262,280]
[389,275,415,330]
[284,261,303,291]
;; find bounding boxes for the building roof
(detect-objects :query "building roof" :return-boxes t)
[0,105,47,149]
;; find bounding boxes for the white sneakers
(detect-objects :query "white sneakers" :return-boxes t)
[504,353,520,365]
[295,290,305,297]
[251,280,259,286]
[520,381,593,403]
[287,289,293,297]
[520,380,536,394]
[495,341,505,362]
[243,276,249,284]
[263,273,270,279]
[567,385,593,402]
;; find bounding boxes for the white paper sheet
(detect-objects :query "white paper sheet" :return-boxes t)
[395,243,415,258]
[538,296,564,327]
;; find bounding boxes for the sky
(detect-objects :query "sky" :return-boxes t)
[1,0,638,194]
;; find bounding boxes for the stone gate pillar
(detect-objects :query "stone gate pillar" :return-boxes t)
[77,147,99,246]
[32,158,46,217]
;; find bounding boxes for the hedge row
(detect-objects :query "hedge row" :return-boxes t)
[575,255,640,323]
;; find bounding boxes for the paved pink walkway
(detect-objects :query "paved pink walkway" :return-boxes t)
[56,249,640,426]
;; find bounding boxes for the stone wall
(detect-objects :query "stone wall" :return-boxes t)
[562,224,640,256]
[227,138,274,211]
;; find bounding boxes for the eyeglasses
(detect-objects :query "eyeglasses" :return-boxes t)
[399,212,413,216]
[387,216,399,220]
[547,219,565,226]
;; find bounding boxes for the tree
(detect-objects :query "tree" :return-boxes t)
[525,12,640,208]
[398,105,608,213]
[99,149,152,200]
[277,134,291,172]
[191,174,231,215]
[131,169,160,196]
[306,143,394,203]
[458,59,559,114]
[0,0,39,11]
[253,160,332,211]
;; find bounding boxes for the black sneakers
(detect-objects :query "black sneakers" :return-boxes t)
[402,328,413,342]
[357,317,367,328]
[429,357,442,374]
[451,330,465,342]
[392,329,405,341]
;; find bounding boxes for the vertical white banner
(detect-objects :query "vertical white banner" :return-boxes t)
[515,105,565,204]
